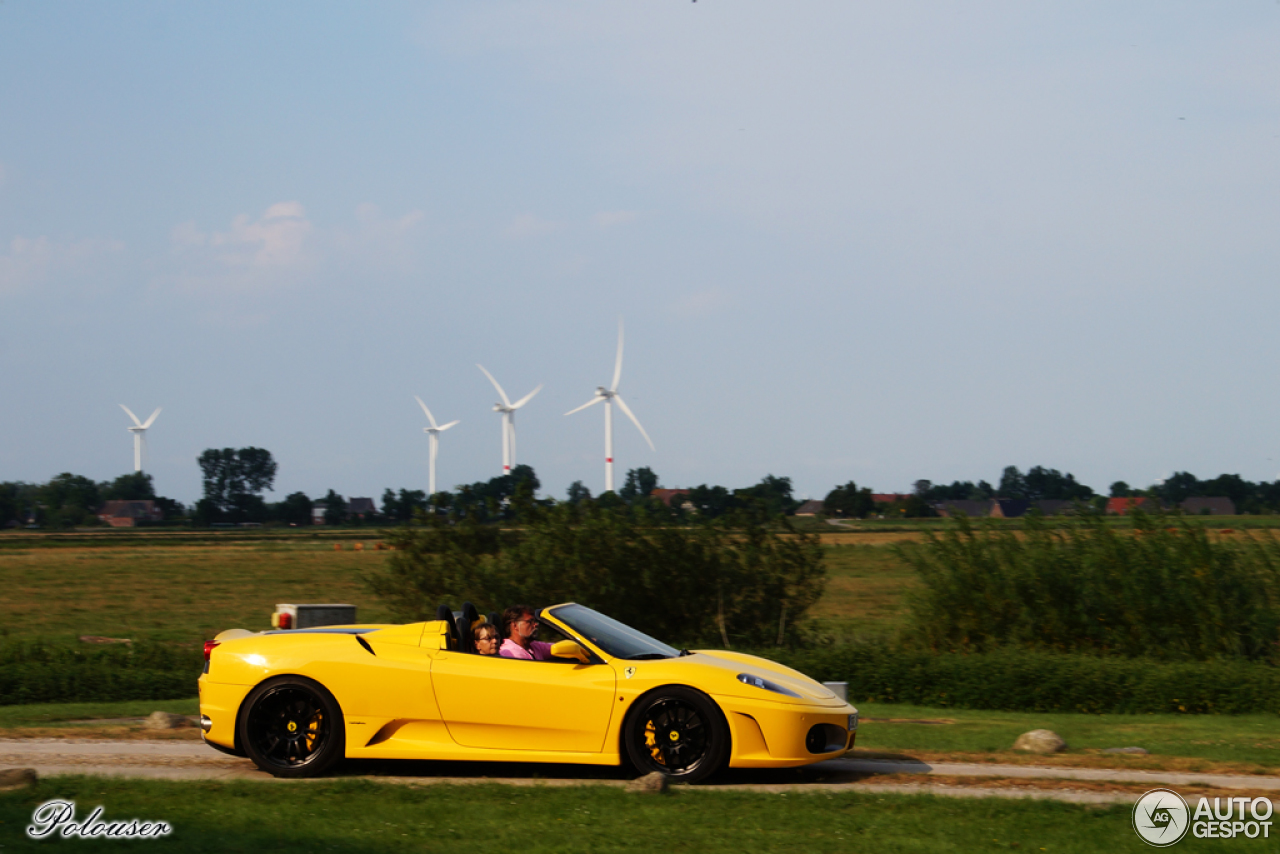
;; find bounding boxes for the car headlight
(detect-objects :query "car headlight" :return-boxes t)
[737,673,801,698]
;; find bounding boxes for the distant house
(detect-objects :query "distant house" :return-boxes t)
[312,497,378,525]
[991,499,1030,519]
[1033,500,1077,516]
[871,493,910,505]
[794,499,825,516]
[97,500,163,528]
[347,497,377,519]
[935,499,994,518]
[1180,496,1236,516]
[650,489,691,509]
[1106,497,1159,515]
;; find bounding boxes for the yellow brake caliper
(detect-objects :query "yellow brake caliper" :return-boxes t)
[305,714,322,752]
[643,720,665,765]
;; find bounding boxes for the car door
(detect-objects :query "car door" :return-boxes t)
[429,652,617,753]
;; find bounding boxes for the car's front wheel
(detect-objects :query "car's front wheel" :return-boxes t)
[624,687,728,784]
[239,676,345,778]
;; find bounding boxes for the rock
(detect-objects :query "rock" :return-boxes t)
[144,711,193,730]
[0,768,37,791]
[1013,729,1067,754]
[1104,747,1149,755]
[626,772,670,794]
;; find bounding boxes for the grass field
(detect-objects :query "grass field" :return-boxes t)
[852,703,1280,772]
[809,543,918,639]
[0,541,395,644]
[0,536,922,645]
[0,777,1175,854]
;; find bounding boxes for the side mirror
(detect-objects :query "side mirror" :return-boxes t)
[550,640,591,664]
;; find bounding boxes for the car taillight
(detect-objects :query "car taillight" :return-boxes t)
[278,612,292,630]
[203,640,220,661]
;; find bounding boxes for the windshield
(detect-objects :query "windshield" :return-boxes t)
[546,604,680,660]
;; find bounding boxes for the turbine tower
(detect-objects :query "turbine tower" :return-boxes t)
[565,319,654,493]
[119,405,161,473]
[476,365,541,475]
[414,396,459,495]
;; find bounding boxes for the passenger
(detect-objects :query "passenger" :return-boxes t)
[473,622,500,656]
[498,604,554,661]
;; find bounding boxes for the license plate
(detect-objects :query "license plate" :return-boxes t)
[848,713,859,731]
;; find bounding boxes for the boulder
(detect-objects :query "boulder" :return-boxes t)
[626,772,670,794]
[1013,729,1067,754]
[0,768,37,791]
[144,711,193,730]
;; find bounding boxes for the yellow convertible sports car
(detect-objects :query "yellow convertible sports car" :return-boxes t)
[199,603,858,783]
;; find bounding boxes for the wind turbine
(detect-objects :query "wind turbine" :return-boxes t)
[414,396,459,495]
[476,365,541,475]
[565,320,654,493]
[119,405,161,473]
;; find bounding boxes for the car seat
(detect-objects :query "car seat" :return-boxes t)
[456,601,482,654]
[436,603,458,650]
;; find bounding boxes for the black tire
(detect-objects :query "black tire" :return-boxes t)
[624,687,729,784]
[239,676,345,778]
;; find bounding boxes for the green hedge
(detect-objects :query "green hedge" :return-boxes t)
[0,640,200,705]
[3,638,1277,715]
[762,645,1280,714]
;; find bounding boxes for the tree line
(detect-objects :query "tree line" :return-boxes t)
[824,464,1280,518]
[9,451,1280,530]
[0,473,183,529]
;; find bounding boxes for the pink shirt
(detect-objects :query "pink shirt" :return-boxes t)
[499,639,554,661]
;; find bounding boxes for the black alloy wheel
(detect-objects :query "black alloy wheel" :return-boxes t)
[624,687,728,784]
[239,677,345,778]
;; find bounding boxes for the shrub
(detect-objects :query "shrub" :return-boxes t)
[761,644,1280,714]
[367,504,826,648]
[899,511,1280,662]
[0,640,201,705]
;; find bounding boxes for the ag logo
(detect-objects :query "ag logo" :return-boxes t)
[1133,788,1190,847]
[624,667,636,679]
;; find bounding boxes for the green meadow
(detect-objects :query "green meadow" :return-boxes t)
[0,777,1179,854]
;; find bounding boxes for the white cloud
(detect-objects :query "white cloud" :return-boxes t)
[165,201,426,294]
[0,235,124,294]
[169,201,314,291]
[335,203,426,268]
[592,210,640,229]
[505,213,563,239]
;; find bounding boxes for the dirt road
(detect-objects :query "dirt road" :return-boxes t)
[4,739,1278,806]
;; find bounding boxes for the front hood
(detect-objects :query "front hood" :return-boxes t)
[633,650,842,706]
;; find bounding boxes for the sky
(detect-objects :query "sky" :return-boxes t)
[2,1,1279,506]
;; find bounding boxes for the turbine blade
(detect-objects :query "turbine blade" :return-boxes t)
[511,384,542,410]
[438,420,460,431]
[414,395,439,428]
[476,364,512,407]
[611,318,624,392]
[119,404,142,426]
[565,396,605,416]
[141,408,161,429]
[614,395,655,451]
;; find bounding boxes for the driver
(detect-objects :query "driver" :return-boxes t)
[498,604,554,661]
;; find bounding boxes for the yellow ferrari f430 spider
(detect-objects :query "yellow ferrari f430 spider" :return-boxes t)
[199,603,858,783]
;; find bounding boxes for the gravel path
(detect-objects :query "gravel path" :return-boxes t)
[3,739,1277,807]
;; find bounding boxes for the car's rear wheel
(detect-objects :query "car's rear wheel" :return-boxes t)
[624,687,728,784]
[239,677,344,778]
